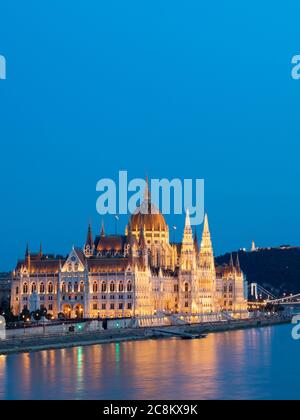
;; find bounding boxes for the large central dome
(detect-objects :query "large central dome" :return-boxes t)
[130,205,168,232]
[130,181,168,232]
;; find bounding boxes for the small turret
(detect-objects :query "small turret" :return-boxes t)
[25,243,31,270]
[84,222,94,257]
[85,223,94,248]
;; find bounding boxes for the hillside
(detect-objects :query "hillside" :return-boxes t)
[215,247,300,296]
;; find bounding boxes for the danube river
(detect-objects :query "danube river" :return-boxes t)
[0,323,299,400]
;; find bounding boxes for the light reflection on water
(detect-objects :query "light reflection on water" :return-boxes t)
[0,324,298,400]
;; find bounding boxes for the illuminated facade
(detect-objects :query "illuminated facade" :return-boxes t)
[10,185,247,320]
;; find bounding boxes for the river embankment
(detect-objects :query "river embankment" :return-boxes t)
[0,316,292,355]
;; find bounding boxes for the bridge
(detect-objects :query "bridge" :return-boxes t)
[248,283,300,307]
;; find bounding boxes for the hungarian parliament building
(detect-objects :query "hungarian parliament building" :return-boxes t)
[10,186,247,322]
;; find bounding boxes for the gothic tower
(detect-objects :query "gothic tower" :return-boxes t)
[199,214,217,312]
[180,210,196,271]
[84,222,94,257]
[178,210,199,313]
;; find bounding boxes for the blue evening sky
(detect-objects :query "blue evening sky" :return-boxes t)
[0,1,300,270]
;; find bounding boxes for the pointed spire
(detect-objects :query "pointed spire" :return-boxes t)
[229,253,234,269]
[203,213,210,234]
[139,224,146,248]
[86,222,94,247]
[235,252,241,272]
[186,209,191,229]
[200,213,212,251]
[142,176,151,214]
[100,218,105,237]
[199,212,215,279]
[193,227,199,254]
[25,243,31,270]
[144,176,151,203]
[39,242,43,257]
[25,243,30,257]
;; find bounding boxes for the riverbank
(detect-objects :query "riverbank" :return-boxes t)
[0,316,291,355]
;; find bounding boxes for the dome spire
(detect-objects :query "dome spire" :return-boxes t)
[143,176,151,213]
[145,176,151,202]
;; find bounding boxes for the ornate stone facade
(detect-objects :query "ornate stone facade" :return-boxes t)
[10,186,247,320]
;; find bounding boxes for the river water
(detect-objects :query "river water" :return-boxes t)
[0,323,299,400]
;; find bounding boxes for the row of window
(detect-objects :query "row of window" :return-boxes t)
[18,281,133,295]
[62,295,84,301]
[92,295,132,300]
[18,283,54,295]
[92,303,132,311]
[62,282,84,293]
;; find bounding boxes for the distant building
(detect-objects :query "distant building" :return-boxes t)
[10,181,248,322]
[215,253,246,312]
[251,240,257,252]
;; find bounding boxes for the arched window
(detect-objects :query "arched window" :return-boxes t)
[68,264,72,272]
[74,282,78,292]
[62,282,66,293]
[23,283,28,294]
[127,281,132,292]
[68,282,72,293]
[74,264,79,272]
[40,283,45,294]
[110,282,115,292]
[119,282,124,292]
[93,282,98,293]
[31,283,37,293]
[229,284,233,293]
[80,282,84,293]
[185,283,189,292]
[48,282,53,294]
[16,286,19,295]
[101,282,107,292]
